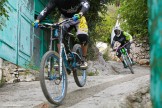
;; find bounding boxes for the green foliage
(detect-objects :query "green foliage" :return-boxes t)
[25,59,39,71]
[94,5,118,43]
[0,0,9,30]
[87,71,99,76]
[119,0,148,38]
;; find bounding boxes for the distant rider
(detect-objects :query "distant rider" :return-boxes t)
[111,26,135,68]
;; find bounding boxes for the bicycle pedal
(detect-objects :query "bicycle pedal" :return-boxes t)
[68,57,73,61]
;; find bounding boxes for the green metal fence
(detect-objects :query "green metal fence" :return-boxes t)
[148,0,162,107]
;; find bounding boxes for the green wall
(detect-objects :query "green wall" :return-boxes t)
[148,0,162,107]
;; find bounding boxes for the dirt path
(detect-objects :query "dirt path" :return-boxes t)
[0,62,150,108]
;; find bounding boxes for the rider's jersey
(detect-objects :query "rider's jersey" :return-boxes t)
[37,0,90,21]
[111,31,132,48]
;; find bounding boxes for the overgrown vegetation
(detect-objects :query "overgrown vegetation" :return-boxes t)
[119,0,148,38]
[87,71,99,76]
[94,5,118,43]
[0,0,9,30]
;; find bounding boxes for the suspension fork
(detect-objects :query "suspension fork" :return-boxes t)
[121,49,128,66]
[121,50,132,66]
[48,27,54,77]
[126,51,132,64]
[59,26,64,75]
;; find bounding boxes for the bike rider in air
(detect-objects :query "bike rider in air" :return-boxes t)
[33,0,90,69]
[111,26,135,68]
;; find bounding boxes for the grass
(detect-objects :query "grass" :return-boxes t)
[87,71,99,76]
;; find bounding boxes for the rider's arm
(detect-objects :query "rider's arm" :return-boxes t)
[79,0,90,15]
[37,0,56,22]
[111,40,115,48]
[111,37,116,48]
[123,32,133,42]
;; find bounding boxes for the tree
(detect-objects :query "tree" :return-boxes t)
[118,0,148,38]
[94,5,117,43]
[0,0,9,30]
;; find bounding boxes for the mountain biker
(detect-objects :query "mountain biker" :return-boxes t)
[33,0,90,69]
[111,26,135,68]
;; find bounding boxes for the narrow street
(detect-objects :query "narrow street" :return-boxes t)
[0,62,150,108]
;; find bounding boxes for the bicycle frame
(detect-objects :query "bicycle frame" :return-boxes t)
[46,21,82,75]
[120,47,132,65]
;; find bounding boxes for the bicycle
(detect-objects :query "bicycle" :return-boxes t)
[38,18,87,105]
[115,42,134,74]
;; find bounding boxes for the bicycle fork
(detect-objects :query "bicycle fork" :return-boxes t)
[122,53,132,66]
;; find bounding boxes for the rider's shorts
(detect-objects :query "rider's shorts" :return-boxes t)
[59,15,89,44]
[116,43,131,58]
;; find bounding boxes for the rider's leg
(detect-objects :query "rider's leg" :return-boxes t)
[81,43,88,58]
[76,16,89,69]
[77,34,89,69]
[117,50,127,68]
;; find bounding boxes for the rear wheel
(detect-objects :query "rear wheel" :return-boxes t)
[40,51,67,105]
[72,44,87,87]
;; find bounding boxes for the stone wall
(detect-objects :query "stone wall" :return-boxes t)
[1,60,39,83]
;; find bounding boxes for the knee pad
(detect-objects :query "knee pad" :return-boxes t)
[77,34,88,45]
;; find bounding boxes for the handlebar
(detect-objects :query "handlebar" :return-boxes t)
[113,41,133,52]
[38,18,74,28]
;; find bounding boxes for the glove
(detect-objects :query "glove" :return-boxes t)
[72,13,82,21]
[32,20,39,28]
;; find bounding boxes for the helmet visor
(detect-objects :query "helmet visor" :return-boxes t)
[114,29,120,35]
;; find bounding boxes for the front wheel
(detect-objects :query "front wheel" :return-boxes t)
[72,44,87,87]
[40,51,67,105]
[125,56,134,74]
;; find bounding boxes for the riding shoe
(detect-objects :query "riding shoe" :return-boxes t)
[80,56,88,70]
[80,61,88,70]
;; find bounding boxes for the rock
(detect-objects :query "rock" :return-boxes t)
[144,101,152,108]
[136,44,140,47]
[139,59,150,65]
[143,40,147,43]
[141,56,145,59]
[98,52,106,65]
[134,47,141,54]
[140,43,143,46]
[133,54,137,58]
[140,48,145,53]
[145,54,150,59]
[146,47,150,51]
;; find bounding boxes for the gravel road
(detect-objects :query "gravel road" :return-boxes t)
[0,61,150,108]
